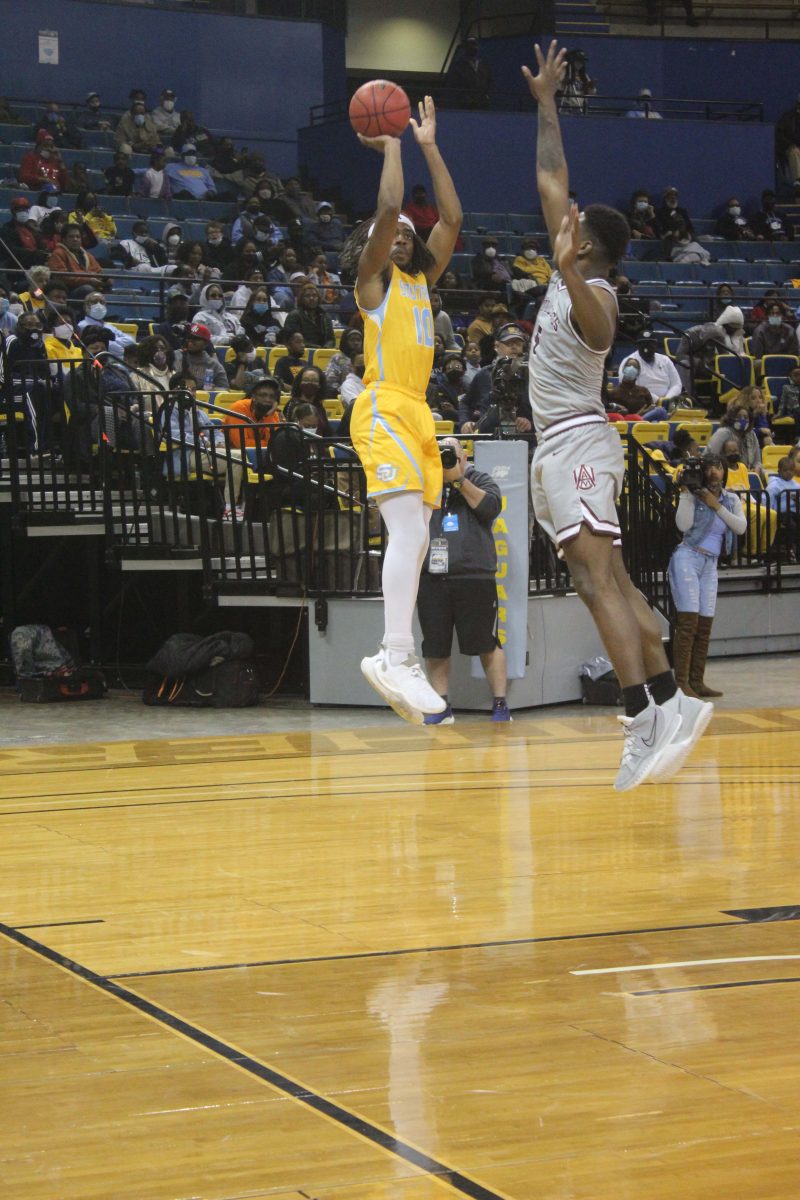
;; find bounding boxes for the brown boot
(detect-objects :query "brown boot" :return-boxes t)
[690,615,722,697]
[672,611,700,698]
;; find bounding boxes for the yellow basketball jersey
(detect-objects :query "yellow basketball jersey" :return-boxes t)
[357,263,434,398]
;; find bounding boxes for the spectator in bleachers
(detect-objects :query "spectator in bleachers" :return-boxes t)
[776,97,800,192]
[439,268,464,295]
[607,359,653,417]
[203,220,234,276]
[173,322,228,389]
[471,236,511,289]
[48,224,107,296]
[459,324,529,433]
[229,267,266,314]
[34,102,81,150]
[427,351,467,425]
[670,219,710,265]
[43,306,83,363]
[253,213,283,251]
[678,311,744,396]
[625,88,662,120]
[223,335,265,391]
[766,457,800,547]
[649,426,700,465]
[302,202,345,255]
[140,149,171,199]
[68,191,117,246]
[18,266,50,313]
[627,190,658,240]
[0,96,24,125]
[153,285,191,351]
[152,89,180,140]
[170,111,213,157]
[193,283,243,345]
[718,434,775,555]
[511,235,552,287]
[708,398,763,470]
[750,289,794,328]
[429,288,458,349]
[175,240,220,294]
[620,330,682,406]
[281,177,316,222]
[28,184,63,227]
[777,366,800,435]
[104,151,135,197]
[76,291,135,348]
[0,287,18,334]
[115,220,169,273]
[266,245,300,311]
[324,328,363,392]
[463,340,482,383]
[750,302,797,361]
[37,208,68,255]
[163,370,245,519]
[446,37,493,109]
[339,353,366,406]
[715,197,756,242]
[286,366,331,435]
[240,285,277,344]
[614,276,648,342]
[68,162,91,194]
[465,295,499,348]
[75,91,112,132]
[19,131,69,192]
[130,336,174,395]
[654,185,694,247]
[241,154,283,201]
[274,332,308,391]
[165,144,216,200]
[751,190,793,242]
[161,221,185,266]
[283,282,334,348]
[3,312,51,449]
[1,198,49,271]
[209,137,246,192]
[709,283,735,323]
[306,250,341,306]
[737,385,774,449]
[43,280,70,313]
[115,100,160,156]
[231,198,263,247]
[223,377,282,452]
[402,184,439,242]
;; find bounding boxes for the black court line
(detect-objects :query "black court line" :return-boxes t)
[633,976,800,996]
[111,919,744,980]
[0,922,506,1200]
[15,919,105,930]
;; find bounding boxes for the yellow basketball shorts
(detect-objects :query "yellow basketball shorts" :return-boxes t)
[350,385,443,508]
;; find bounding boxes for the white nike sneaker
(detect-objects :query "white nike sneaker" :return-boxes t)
[614,700,682,792]
[360,647,447,725]
[648,690,714,783]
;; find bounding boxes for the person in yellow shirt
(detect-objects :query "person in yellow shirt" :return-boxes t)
[43,307,84,363]
[68,190,117,244]
[512,234,552,285]
[343,96,462,724]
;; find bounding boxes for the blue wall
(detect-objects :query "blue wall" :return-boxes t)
[0,0,346,175]
[299,111,774,220]
[481,34,799,123]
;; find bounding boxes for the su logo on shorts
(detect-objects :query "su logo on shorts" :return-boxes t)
[573,464,596,491]
[376,463,398,483]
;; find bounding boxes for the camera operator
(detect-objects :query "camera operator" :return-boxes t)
[668,453,746,698]
[558,49,596,115]
[460,323,533,435]
[417,438,511,724]
[427,351,468,425]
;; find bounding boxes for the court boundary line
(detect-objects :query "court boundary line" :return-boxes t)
[108,919,746,980]
[633,976,800,996]
[0,922,513,1200]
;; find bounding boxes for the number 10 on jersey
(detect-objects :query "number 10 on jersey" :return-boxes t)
[413,304,434,348]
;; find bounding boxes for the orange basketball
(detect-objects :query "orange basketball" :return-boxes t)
[349,79,411,139]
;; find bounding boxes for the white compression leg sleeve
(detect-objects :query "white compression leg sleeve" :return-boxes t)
[378,491,431,665]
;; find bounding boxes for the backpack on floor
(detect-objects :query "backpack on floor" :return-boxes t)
[142,658,260,708]
[10,624,107,704]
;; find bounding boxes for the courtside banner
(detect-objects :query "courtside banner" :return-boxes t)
[472,439,529,679]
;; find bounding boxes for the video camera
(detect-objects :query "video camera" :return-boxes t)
[680,457,706,494]
[490,354,528,433]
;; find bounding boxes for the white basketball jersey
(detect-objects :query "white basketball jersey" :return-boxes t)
[527,271,617,435]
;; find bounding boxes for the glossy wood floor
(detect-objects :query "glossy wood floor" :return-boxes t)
[2,707,799,1199]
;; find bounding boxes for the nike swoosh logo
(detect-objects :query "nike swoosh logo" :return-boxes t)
[641,715,659,748]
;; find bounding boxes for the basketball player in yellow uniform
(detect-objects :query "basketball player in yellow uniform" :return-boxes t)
[347,97,462,723]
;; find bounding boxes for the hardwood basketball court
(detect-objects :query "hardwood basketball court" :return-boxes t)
[2,706,798,1198]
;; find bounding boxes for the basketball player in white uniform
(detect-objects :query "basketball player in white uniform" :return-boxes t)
[523,41,713,791]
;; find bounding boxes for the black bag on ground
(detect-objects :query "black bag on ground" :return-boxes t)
[18,669,108,704]
[579,656,623,706]
[10,623,107,703]
[142,632,260,708]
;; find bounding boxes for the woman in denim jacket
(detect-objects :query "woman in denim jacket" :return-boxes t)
[668,454,747,698]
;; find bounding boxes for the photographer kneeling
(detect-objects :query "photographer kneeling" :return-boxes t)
[668,454,746,698]
[418,438,511,724]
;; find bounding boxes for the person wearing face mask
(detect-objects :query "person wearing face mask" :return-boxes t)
[27,184,64,228]
[230,199,264,247]
[445,36,493,109]
[224,335,267,391]
[0,288,18,334]
[43,307,82,364]
[104,151,135,197]
[708,400,763,470]
[323,328,364,391]
[152,89,180,138]
[669,454,745,699]
[0,198,49,271]
[76,291,135,348]
[669,217,710,265]
[130,336,174,396]
[165,144,216,200]
[283,283,335,349]
[140,150,172,200]
[627,190,657,240]
[174,322,228,390]
[471,236,511,288]
[223,377,283,453]
[300,202,345,254]
[619,330,682,408]
[115,220,169,274]
[153,286,192,351]
[751,302,797,361]
[286,366,331,435]
[75,91,112,132]
[19,131,69,192]
[306,250,341,306]
[114,100,160,155]
[427,351,468,425]
[718,436,776,557]
[68,191,117,244]
[239,284,277,344]
[751,189,793,242]
[654,186,694,244]
[3,313,53,452]
[193,283,243,346]
[715,196,755,242]
[510,235,552,318]
[161,222,185,265]
[606,358,653,418]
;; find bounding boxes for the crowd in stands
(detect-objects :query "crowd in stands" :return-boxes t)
[1,88,800,535]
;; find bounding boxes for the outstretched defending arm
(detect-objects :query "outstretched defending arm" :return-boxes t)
[522,41,570,251]
[357,134,404,310]
[411,97,462,285]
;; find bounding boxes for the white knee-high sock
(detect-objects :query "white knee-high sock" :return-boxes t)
[378,492,429,665]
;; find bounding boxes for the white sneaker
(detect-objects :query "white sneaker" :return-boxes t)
[360,647,447,725]
[614,700,682,792]
[648,690,714,783]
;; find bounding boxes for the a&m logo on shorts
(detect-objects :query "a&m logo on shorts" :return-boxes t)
[573,464,596,491]
[376,464,398,483]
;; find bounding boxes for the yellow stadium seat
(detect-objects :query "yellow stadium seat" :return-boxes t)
[323,398,344,418]
[225,345,267,362]
[208,390,245,410]
[434,420,455,434]
[761,444,788,473]
[267,346,289,372]
[631,421,669,446]
[108,322,138,337]
[675,420,712,445]
[670,407,707,421]
[312,348,337,371]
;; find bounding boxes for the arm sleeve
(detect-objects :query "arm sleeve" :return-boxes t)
[212,359,228,389]
[468,470,503,522]
[664,357,682,399]
[675,491,696,531]
[717,493,748,535]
